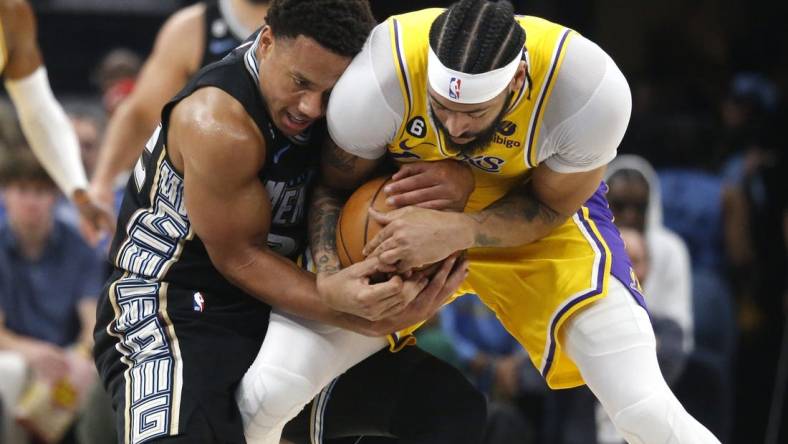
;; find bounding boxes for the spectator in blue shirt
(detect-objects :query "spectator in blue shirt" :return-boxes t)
[0,148,102,444]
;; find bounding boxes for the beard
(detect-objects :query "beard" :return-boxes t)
[431,94,511,157]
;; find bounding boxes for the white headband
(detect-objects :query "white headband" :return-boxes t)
[427,46,523,104]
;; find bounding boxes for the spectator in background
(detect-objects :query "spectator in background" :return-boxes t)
[635,154,738,442]
[92,48,142,115]
[0,100,24,150]
[0,0,114,244]
[0,149,103,443]
[89,0,270,215]
[48,106,109,237]
[716,72,787,443]
[606,155,694,376]
[67,106,105,180]
[549,155,695,444]
[619,228,648,286]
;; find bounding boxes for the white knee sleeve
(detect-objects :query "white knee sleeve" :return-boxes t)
[237,311,386,443]
[565,278,720,444]
[238,364,317,444]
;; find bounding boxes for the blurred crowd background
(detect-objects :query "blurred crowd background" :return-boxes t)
[0,0,785,443]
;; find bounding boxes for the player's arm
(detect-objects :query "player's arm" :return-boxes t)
[365,165,606,270]
[3,0,86,195]
[310,139,470,327]
[90,4,205,207]
[1,0,40,79]
[173,90,428,331]
[382,159,474,211]
[309,135,382,278]
[76,298,97,352]
[309,20,402,276]
[175,90,344,322]
[463,164,605,245]
[2,0,113,242]
[309,131,471,329]
[309,135,438,321]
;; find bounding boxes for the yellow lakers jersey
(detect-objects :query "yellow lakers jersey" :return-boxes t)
[386,9,575,212]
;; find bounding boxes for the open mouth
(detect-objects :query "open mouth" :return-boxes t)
[284,112,311,131]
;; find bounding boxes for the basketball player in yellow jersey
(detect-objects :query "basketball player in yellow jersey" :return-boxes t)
[0,0,113,243]
[325,1,719,442]
[235,1,719,443]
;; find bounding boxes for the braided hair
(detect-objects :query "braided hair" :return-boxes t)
[429,0,525,74]
[266,0,376,57]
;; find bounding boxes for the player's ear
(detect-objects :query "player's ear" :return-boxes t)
[258,26,275,59]
[509,61,527,92]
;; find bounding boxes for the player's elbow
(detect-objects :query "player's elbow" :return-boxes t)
[205,241,259,283]
[601,55,632,146]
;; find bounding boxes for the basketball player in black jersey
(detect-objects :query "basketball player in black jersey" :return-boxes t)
[90,0,270,212]
[92,1,470,442]
[88,0,484,442]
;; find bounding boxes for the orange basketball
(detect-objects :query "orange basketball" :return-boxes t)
[336,176,394,268]
[336,176,445,278]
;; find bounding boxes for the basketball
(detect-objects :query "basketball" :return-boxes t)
[336,176,394,268]
[336,176,445,278]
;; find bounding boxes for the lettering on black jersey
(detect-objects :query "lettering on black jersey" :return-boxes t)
[264,170,314,226]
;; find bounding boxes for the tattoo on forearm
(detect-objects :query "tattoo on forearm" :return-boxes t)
[474,232,501,247]
[493,181,559,223]
[308,186,343,274]
[470,181,561,247]
[324,143,358,172]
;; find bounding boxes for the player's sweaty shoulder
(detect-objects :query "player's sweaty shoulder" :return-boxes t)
[168,87,266,178]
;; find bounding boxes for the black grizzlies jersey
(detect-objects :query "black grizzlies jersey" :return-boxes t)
[201,0,245,67]
[109,34,322,296]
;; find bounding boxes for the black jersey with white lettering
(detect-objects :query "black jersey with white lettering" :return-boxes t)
[109,35,322,297]
[201,0,246,67]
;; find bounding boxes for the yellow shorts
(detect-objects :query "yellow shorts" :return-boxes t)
[388,187,646,389]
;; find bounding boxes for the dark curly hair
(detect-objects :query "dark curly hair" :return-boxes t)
[266,0,376,57]
[429,0,525,74]
[0,148,55,188]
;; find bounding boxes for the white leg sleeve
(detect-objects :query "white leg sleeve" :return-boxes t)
[236,310,387,444]
[563,278,720,444]
[0,351,30,444]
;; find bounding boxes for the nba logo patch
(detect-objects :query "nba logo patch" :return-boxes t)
[193,292,205,312]
[449,77,461,100]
